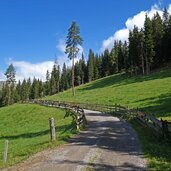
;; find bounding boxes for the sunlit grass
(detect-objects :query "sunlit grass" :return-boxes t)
[0,104,77,168]
[45,67,171,170]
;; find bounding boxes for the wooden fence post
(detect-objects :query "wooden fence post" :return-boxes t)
[161,119,169,139]
[4,140,8,164]
[49,118,56,142]
[115,103,117,112]
[77,114,80,130]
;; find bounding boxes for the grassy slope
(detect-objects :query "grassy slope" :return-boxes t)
[0,104,76,168]
[45,67,171,170]
[46,67,171,120]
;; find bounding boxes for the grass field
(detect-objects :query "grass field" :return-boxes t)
[0,104,76,168]
[46,67,171,121]
[45,67,171,170]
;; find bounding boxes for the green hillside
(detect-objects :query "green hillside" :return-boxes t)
[0,104,76,168]
[46,67,171,121]
[45,67,171,170]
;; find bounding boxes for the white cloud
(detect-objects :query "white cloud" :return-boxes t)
[0,70,5,81]
[56,38,84,67]
[101,4,170,52]
[3,38,84,82]
[168,4,171,14]
[12,60,54,81]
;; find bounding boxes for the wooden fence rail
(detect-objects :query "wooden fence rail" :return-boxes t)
[23,99,171,141]
[22,99,86,130]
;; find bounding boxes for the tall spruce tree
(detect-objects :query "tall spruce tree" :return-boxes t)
[60,63,67,91]
[45,70,50,95]
[152,12,164,67]
[138,29,145,75]
[87,49,94,82]
[144,14,155,74]
[4,64,16,105]
[80,53,86,84]
[101,49,110,77]
[65,21,83,96]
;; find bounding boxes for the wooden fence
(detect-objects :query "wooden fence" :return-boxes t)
[23,100,86,130]
[23,99,171,141]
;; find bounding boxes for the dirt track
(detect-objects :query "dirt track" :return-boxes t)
[5,110,146,171]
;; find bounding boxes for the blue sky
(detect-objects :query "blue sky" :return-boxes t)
[0,0,171,81]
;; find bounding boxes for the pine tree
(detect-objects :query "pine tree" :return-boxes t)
[21,79,27,101]
[30,78,39,99]
[45,70,50,95]
[74,61,82,86]
[138,30,145,75]
[49,74,56,95]
[87,49,94,82]
[66,68,72,89]
[94,54,99,80]
[27,78,31,99]
[152,12,164,67]
[60,63,67,91]
[14,80,21,102]
[122,41,129,73]
[1,83,9,106]
[144,14,155,74]
[65,21,83,96]
[4,64,16,105]
[80,53,86,84]
[38,80,45,98]
[101,49,110,77]
[162,8,170,62]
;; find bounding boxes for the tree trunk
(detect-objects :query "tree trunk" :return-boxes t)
[140,42,145,76]
[145,55,149,75]
[8,84,11,106]
[141,54,145,76]
[72,57,75,96]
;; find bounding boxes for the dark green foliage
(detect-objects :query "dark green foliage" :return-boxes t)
[1,11,171,106]
[87,49,94,82]
[144,14,155,74]
[60,63,68,91]
[80,53,86,84]
[50,64,60,94]
[74,61,81,86]
[2,64,16,106]
[45,70,50,96]
[30,78,39,99]
[152,12,164,67]
[101,49,110,77]
[5,64,16,84]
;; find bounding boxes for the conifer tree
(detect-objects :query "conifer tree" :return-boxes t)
[87,49,94,82]
[74,61,81,86]
[65,21,83,96]
[152,12,164,67]
[144,14,155,74]
[138,30,145,75]
[30,78,39,99]
[80,53,86,84]
[45,70,50,95]
[60,63,67,91]
[14,80,21,102]
[101,49,110,77]
[4,64,16,105]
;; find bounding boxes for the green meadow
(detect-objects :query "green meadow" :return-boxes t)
[45,67,171,170]
[46,67,171,121]
[0,104,76,168]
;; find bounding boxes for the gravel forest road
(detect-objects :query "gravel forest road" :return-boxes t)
[6,110,146,171]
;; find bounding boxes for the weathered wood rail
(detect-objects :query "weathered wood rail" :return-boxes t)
[23,100,86,130]
[23,99,171,141]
